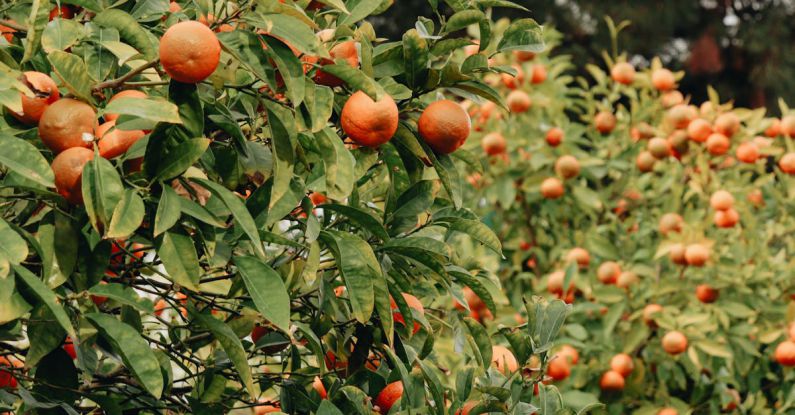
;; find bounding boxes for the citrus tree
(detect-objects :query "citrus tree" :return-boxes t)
[463,20,795,414]
[0,1,580,414]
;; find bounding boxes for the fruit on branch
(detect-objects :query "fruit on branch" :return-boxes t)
[340,91,399,147]
[39,99,97,154]
[159,21,221,83]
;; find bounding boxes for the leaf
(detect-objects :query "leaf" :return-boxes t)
[152,138,210,182]
[0,218,28,265]
[234,256,291,332]
[417,359,445,415]
[261,35,305,105]
[497,18,545,53]
[244,13,324,56]
[82,152,124,235]
[192,311,260,397]
[25,306,65,368]
[461,317,492,370]
[22,0,51,63]
[47,50,95,104]
[315,128,356,200]
[319,204,389,241]
[14,265,75,338]
[0,134,55,188]
[571,186,603,211]
[88,283,154,312]
[86,313,163,398]
[440,217,502,255]
[103,97,182,125]
[319,65,384,100]
[106,189,145,239]
[93,9,158,60]
[263,101,297,207]
[338,0,383,25]
[695,340,733,359]
[402,29,428,89]
[443,9,485,33]
[300,81,334,132]
[371,270,393,345]
[319,230,379,323]
[533,299,569,353]
[41,18,83,53]
[317,401,345,415]
[154,185,182,237]
[448,80,506,110]
[155,231,201,291]
[192,178,266,260]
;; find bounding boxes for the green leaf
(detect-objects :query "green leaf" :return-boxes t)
[532,299,569,353]
[447,80,505,110]
[443,9,485,33]
[440,217,502,255]
[47,50,95,104]
[93,9,158,60]
[371,270,393,345]
[154,185,182,237]
[106,189,145,239]
[82,152,124,235]
[0,218,28,265]
[319,230,379,323]
[263,101,297,207]
[234,256,291,332]
[319,65,385,100]
[261,35,305,105]
[152,138,210,182]
[402,29,428,89]
[0,134,55,188]
[155,231,201,291]
[417,359,445,415]
[497,18,545,53]
[192,311,260,397]
[86,313,164,398]
[695,340,732,359]
[300,81,334,132]
[25,306,65,368]
[316,128,356,200]
[319,204,389,241]
[14,265,75,338]
[317,400,345,415]
[339,0,383,26]
[103,97,182,125]
[88,283,154,312]
[244,13,325,57]
[192,178,266,260]
[461,316,492,370]
[22,0,51,63]
[571,186,603,211]
[41,18,83,53]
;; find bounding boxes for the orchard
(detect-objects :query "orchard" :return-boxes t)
[0,1,793,415]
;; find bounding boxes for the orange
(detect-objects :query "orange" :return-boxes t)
[647,137,671,159]
[481,132,506,155]
[710,190,734,211]
[154,299,168,317]
[615,271,638,288]
[541,177,564,199]
[661,90,684,108]
[609,353,634,377]
[417,99,471,154]
[781,115,795,137]
[600,370,625,391]
[501,65,524,89]
[530,64,547,84]
[687,118,712,142]
[0,357,17,389]
[308,192,327,206]
[10,71,60,125]
[506,90,531,113]
[374,381,403,414]
[91,281,109,305]
[96,120,146,159]
[456,401,479,415]
[566,247,590,269]
[735,142,758,163]
[776,341,795,366]
[705,133,729,155]
[546,357,571,381]
[0,22,16,43]
[104,90,147,122]
[661,331,687,355]
[546,127,563,146]
[39,98,96,153]
[490,345,518,374]
[555,155,580,179]
[695,284,718,303]
[49,4,75,20]
[667,104,696,129]
[684,244,709,266]
[253,402,281,415]
[312,376,327,399]
[453,286,487,313]
[643,304,663,326]
[779,152,795,174]
[557,345,579,364]
[747,189,764,208]
[390,293,424,334]
[52,147,94,205]
[714,208,739,228]
[657,408,678,415]
[313,41,359,87]
[651,68,675,91]
[658,213,683,235]
[765,118,781,137]
[159,21,220,83]
[636,151,656,172]
[594,111,616,134]
[668,243,687,265]
[340,91,398,147]
[611,62,635,85]
[251,324,269,344]
[514,50,536,62]
[597,261,620,284]
[714,112,740,137]
[169,2,182,13]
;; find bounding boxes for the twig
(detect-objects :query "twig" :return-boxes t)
[93,59,160,91]
[0,19,26,33]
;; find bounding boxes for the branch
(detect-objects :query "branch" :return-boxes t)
[93,58,160,91]
[0,19,26,33]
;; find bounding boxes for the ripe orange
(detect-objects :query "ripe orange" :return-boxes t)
[481,132,506,155]
[168,2,182,13]
[453,286,487,314]
[714,208,739,228]
[695,284,718,303]
[546,127,563,146]
[566,247,590,269]
[0,21,17,42]
[91,281,109,305]
[599,370,625,391]
[253,402,281,414]
[705,133,729,155]
[340,91,398,147]
[546,357,571,381]
[747,189,764,208]
[10,71,60,125]
[661,90,684,108]
[735,142,758,163]
[514,50,536,62]
[557,345,579,364]
[700,102,716,117]
[687,118,712,142]
[636,151,656,172]
[39,98,96,153]
[309,192,327,206]
[52,147,94,204]
[104,90,147,122]
[547,270,566,295]
[597,261,621,285]
[159,21,221,83]
[661,331,688,355]
[555,155,580,179]
[50,4,75,20]
[616,271,638,288]
[501,65,524,89]
[390,293,424,334]
[684,244,709,266]
[491,345,518,375]
[781,115,795,137]
[658,213,683,235]
[648,137,671,159]
[594,111,616,134]
[710,190,734,211]
[667,104,696,129]
[657,408,678,415]
[0,357,17,389]
[96,120,146,159]
[774,341,795,366]
[507,90,531,113]
[778,152,795,174]
[456,401,479,415]
[312,376,327,399]
[314,41,359,87]
[154,299,168,317]
[643,304,663,326]
[375,381,403,413]
[609,353,634,377]
[714,112,740,137]
[610,62,635,85]
[530,64,547,84]
[651,68,675,91]
[541,178,564,199]
[765,118,781,137]
[417,100,471,154]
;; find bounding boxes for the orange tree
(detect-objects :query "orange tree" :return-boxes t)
[463,19,795,414]
[0,0,586,414]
